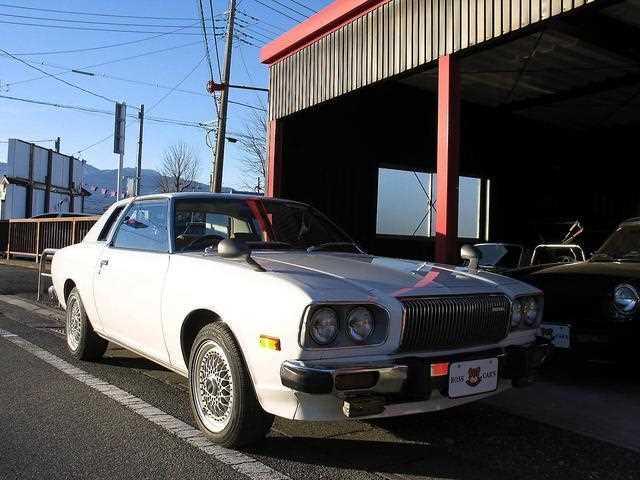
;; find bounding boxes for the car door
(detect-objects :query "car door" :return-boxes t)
[92,198,171,363]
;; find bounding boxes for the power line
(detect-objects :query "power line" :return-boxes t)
[208,0,223,81]
[0,48,117,104]
[148,55,207,112]
[283,0,318,14]
[0,18,214,35]
[5,41,202,87]
[249,0,304,23]
[6,22,204,57]
[0,12,224,30]
[259,0,309,19]
[0,3,201,21]
[236,10,287,35]
[197,0,216,82]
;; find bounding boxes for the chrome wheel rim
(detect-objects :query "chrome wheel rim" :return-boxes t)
[66,297,82,351]
[192,340,234,433]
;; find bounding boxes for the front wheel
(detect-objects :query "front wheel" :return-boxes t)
[188,323,274,447]
[65,287,108,361]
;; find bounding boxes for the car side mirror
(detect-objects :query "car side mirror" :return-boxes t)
[460,244,480,273]
[216,239,265,272]
[217,238,248,258]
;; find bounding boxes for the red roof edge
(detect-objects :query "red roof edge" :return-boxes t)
[260,0,390,65]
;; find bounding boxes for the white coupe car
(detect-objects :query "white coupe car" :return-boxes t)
[52,193,550,446]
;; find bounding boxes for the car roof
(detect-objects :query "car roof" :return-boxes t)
[111,192,304,207]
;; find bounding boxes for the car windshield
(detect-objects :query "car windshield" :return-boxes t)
[595,224,640,262]
[475,244,523,269]
[173,197,357,253]
[475,243,522,268]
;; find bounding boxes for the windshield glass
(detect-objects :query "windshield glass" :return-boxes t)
[475,244,523,269]
[595,225,640,261]
[173,197,355,253]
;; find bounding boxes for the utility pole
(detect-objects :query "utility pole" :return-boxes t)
[136,104,145,196]
[211,0,236,193]
[54,137,60,153]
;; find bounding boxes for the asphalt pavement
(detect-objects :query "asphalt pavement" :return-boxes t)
[1,263,639,480]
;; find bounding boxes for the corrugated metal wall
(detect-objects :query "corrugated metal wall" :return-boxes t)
[269,0,595,119]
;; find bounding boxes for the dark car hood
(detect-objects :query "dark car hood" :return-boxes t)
[525,260,640,282]
[517,260,640,324]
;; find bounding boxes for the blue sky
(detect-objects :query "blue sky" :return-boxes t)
[0,0,332,190]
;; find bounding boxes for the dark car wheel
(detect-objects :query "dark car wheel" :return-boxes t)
[65,287,109,361]
[188,322,274,447]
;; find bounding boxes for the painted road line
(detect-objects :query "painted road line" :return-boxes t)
[0,327,289,480]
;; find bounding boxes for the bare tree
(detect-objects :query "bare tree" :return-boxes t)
[157,142,200,193]
[238,109,267,193]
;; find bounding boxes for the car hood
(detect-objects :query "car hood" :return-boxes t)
[251,251,526,300]
[525,260,640,280]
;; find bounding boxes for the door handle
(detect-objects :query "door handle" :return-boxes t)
[98,258,109,274]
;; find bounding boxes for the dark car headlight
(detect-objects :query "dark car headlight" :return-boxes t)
[346,307,374,342]
[512,296,543,330]
[613,284,639,315]
[308,307,339,345]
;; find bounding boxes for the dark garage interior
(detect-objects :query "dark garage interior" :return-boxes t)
[267,1,640,261]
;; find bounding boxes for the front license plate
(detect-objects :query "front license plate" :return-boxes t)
[540,323,570,349]
[448,358,498,399]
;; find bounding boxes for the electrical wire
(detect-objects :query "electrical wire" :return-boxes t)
[260,0,309,19]
[6,41,202,87]
[0,3,200,21]
[0,12,223,30]
[208,0,223,81]
[236,10,286,35]
[0,48,117,104]
[0,19,213,35]
[249,0,303,22]
[4,22,204,57]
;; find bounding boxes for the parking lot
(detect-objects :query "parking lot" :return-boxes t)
[1,263,638,480]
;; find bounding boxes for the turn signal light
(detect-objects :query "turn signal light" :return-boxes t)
[259,335,281,351]
[430,362,449,377]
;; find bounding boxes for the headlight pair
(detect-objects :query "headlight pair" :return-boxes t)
[511,296,542,329]
[305,305,386,348]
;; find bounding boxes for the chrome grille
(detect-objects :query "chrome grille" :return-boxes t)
[399,295,511,352]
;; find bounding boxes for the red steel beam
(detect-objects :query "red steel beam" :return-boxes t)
[260,0,390,65]
[435,55,461,265]
[266,119,283,197]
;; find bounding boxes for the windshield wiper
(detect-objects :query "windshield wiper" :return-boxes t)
[306,242,362,253]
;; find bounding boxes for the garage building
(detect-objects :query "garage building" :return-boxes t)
[260,0,640,262]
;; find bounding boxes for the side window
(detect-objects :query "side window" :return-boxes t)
[97,206,125,242]
[112,200,169,252]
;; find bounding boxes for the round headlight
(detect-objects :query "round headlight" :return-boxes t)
[523,297,540,326]
[614,284,639,315]
[347,307,374,342]
[511,300,523,327]
[309,308,339,345]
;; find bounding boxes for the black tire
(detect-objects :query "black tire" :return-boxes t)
[188,322,274,447]
[65,287,108,361]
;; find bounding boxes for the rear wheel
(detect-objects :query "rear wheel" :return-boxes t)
[65,288,108,361]
[188,323,274,447]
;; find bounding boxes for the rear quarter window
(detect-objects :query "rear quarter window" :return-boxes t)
[97,206,125,242]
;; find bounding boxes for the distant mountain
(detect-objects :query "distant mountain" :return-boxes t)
[82,165,209,214]
[1,161,209,214]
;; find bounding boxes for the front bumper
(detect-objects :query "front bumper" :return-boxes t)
[281,338,552,417]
